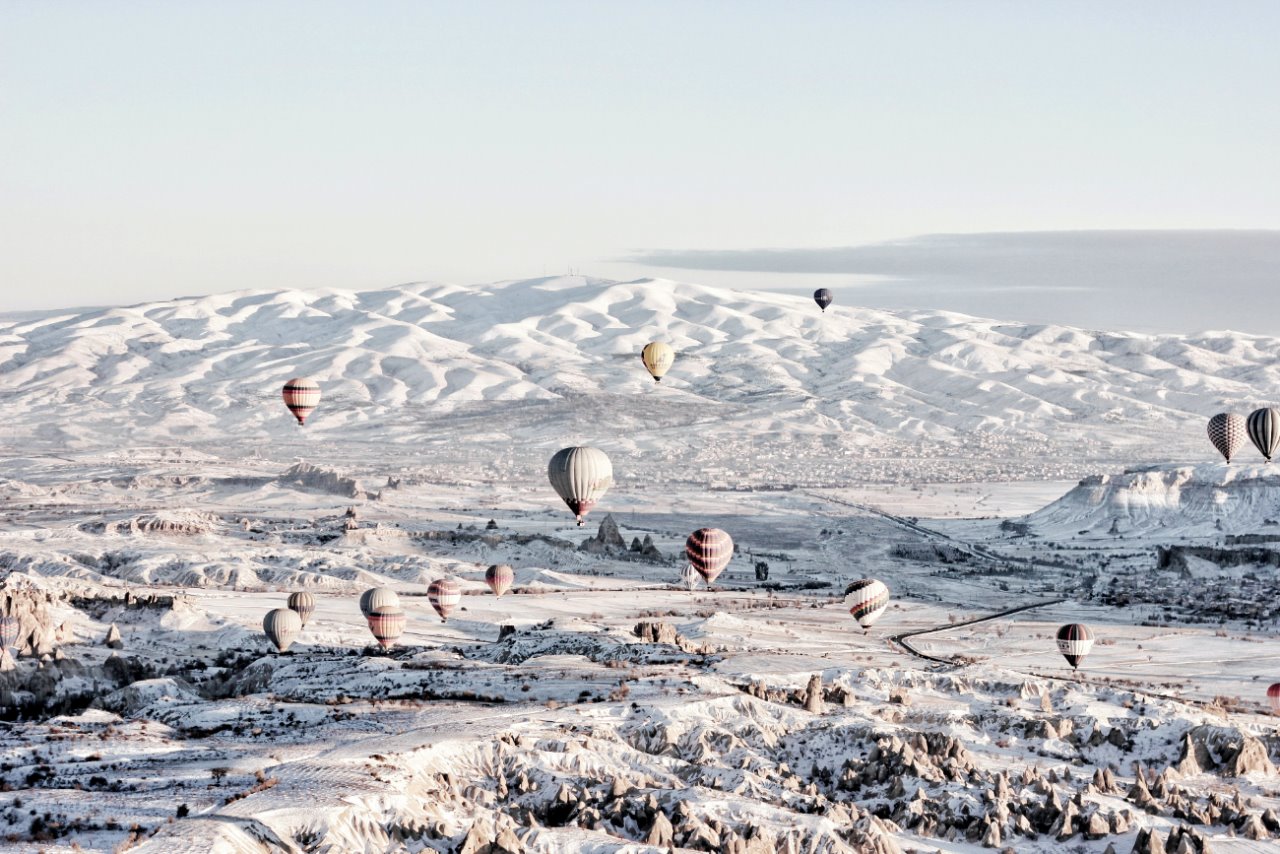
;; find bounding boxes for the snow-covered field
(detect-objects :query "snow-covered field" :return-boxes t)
[4,277,1280,853]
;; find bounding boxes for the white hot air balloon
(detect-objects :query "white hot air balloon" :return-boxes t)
[548,447,613,526]
[360,587,400,618]
[263,608,303,653]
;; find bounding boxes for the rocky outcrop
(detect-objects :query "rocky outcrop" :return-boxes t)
[0,574,59,656]
[580,514,626,553]
[633,621,711,655]
[277,461,375,500]
[1177,725,1276,777]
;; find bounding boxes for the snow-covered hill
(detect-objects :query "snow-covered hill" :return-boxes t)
[2,276,1276,480]
[1020,462,1280,538]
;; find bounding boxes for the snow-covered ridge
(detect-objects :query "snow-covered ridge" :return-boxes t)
[1022,462,1280,538]
[1,275,1276,468]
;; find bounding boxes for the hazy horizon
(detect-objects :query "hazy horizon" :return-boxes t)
[3,2,1278,330]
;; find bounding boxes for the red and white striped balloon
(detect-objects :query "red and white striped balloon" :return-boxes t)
[282,377,321,426]
[485,564,514,597]
[367,606,406,650]
[685,528,733,585]
[428,578,462,622]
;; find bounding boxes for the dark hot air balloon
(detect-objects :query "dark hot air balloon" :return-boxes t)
[1247,408,1280,462]
[1208,413,1246,463]
[686,528,733,585]
[813,289,833,312]
[1056,623,1094,670]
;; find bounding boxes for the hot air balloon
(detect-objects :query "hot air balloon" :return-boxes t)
[263,608,302,653]
[367,606,406,650]
[1267,683,1280,714]
[548,447,613,527]
[1056,623,1094,670]
[0,616,18,651]
[428,578,462,622]
[282,377,321,426]
[813,289,833,313]
[485,564,514,597]
[1208,413,1246,463]
[686,528,733,585]
[640,342,675,383]
[844,579,890,632]
[287,591,315,627]
[359,587,400,619]
[680,563,701,591]
[1248,408,1280,462]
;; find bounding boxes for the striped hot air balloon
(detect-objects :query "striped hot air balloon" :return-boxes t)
[359,587,400,619]
[282,377,321,426]
[548,447,613,526]
[485,564,514,597]
[680,563,701,591]
[0,616,19,650]
[367,606,406,650]
[1267,683,1280,714]
[686,528,733,585]
[844,579,890,631]
[263,608,302,653]
[640,342,675,383]
[1208,413,1246,463]
[1247,408,1280,462]
[1056,623,1094,670]
[813,288,833,312]
[287,591,315,627]
[428,578,462,622]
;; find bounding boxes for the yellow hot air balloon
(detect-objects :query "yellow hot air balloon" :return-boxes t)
[640,342,675,383]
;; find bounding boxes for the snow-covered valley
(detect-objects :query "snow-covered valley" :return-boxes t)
[4,277,1280,853]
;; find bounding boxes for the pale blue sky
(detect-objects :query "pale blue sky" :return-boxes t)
[2,2,1278,328]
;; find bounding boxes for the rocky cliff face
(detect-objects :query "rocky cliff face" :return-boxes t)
[1023,463,1280,538]
[277,461,375,500]
[0,573,60,655]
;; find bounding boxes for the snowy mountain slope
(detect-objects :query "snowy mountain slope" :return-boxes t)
[1,275,1277,480]
[1021,462,1280,538]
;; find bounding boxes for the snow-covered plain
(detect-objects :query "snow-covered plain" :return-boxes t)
[3,277,1280,853]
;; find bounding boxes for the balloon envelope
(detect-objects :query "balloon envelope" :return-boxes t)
[367,606,406,649]
[1247,408,1280,462]
[686,528,733,584]
[680,563,701,590]
[360,587,400,618]
[485,564,514,597]
[282,377,321,426]
[263,608,303,653]
[1056,623,1094,669]
[844,579,890,630]
[0,616,18,650]
[287,591,315,626]
[1268,683,1280,714]
[548,447,613,526]
[1208,413,1246,463]
[813,289,834,312]
[428,579,462,622]
[640,342,675,382]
